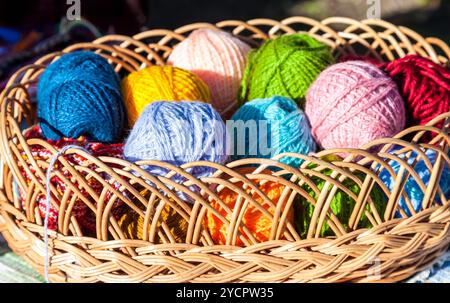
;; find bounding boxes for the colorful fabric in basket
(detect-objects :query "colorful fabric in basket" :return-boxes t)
[17,125,126,232]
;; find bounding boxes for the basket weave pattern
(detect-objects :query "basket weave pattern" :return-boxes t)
[0,17,449,282]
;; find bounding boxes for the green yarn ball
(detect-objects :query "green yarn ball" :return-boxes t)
[294,158,387,238]
[238,34,335,108]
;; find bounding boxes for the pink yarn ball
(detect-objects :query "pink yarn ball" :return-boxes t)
[305,60,405,151]
[168,28,251,118]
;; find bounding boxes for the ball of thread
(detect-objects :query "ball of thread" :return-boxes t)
[206,167,294,246]
[37,51,126,143]
[294,155,387,238]
[118,198,188,243]
[238,34,334,107]
[168,28,251,118]
[124,101,228,179]
[230,96,316,168]
[378,147,450,217]
[122,65,212,126]
[305,60,406,151]
[382,55,450,128]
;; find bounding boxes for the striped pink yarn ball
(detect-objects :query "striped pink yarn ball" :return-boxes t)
[168,28,251,118]
[305,60,405,151]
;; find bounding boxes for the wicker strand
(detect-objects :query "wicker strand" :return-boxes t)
[44,145,90,283]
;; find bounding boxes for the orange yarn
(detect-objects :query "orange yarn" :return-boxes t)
[121,65,212,126]
[206,168,293,246]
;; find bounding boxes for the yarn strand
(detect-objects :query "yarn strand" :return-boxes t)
[44,145,90,283]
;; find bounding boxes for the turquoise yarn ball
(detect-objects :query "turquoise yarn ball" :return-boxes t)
[230,96,316,167]
[378,147,450,217]
[37,51,126,143]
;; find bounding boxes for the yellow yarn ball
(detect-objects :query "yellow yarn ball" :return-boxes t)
[122,65,212,126]
[118,200,189,243]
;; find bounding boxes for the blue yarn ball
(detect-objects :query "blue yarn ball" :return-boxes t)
[124,101,228,179]
[229,96,316,167]
[37,51,126,143]
[378,147,450,217]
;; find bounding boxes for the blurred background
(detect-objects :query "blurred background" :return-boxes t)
[0,0,449,87]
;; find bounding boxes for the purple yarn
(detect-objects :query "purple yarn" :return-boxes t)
[124,101,229,181]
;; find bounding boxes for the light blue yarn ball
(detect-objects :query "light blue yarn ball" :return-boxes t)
[124,101,229,179]
[230,96,316,167]
[37,51,126,143]
[378,147,450,217]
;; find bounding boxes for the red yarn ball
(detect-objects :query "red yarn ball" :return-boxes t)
[383,55,450,129]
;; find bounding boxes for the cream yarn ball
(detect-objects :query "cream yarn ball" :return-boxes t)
[168,28,251,118]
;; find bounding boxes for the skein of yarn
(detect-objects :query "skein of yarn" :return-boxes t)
[124,101,228,180]
[37,51,126,143]
[382,55,450,129]
[238,34,334,108]
[378,147,450,217]
[168,28,251,118]
[305,60,406,151]
[206,167,293,246]
[118,196,189,243]
[230,96,316,168]
[294,155,387,238]
[122,65,212,126]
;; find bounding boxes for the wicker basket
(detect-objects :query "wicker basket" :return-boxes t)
[0,17,449,283]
